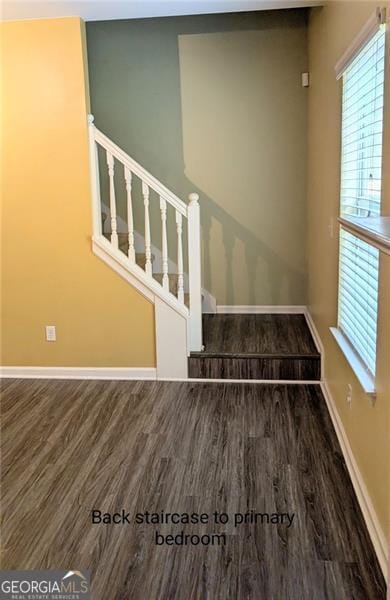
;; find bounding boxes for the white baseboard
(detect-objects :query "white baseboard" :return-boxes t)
[216,305,307,314]
[159,378,321,384]
[303,308,324,378]
[320,380,388,580]
[0,367,157,380]
[305,309,387,577]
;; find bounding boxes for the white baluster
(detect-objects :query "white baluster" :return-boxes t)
[106,151,118,248]
[160,197,169,291]
[176,211,184,304]
[124,167,135,262]
[142,181,152,276]
[188,193,202,351]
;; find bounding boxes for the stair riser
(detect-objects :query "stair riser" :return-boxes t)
[188,356,321,380]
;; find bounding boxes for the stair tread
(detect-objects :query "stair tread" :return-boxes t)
[189,314,321,380]
[191,314,320,358]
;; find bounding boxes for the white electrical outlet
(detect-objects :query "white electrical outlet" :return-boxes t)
[346,384,352,407]
[45,325,56,342]
[301,72,309,87]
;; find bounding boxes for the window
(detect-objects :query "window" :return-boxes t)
[337,23,386,382]
[340,28,385,219]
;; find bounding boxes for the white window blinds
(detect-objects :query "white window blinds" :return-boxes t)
[338,25,386,377]
[340,28,385,218]
[339,231,379,375]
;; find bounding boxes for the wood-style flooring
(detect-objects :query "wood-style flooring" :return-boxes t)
[189,314,321,380]
[1,379,385,599]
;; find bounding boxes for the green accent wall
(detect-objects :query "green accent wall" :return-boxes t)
[87,10,308,305]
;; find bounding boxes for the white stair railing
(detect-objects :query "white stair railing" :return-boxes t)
[87,114,203,352]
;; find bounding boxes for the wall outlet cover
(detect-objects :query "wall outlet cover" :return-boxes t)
[45,325,56,342]
[346,383,353,406]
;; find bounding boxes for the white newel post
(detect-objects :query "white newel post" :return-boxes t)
[176,211,185,304]
[188,193,202,351]
[87,115,102,236]
[106,150,118,248]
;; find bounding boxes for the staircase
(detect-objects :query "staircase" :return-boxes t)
[188,313,321,381]
[88,115,321,382]
[88,114,203,377]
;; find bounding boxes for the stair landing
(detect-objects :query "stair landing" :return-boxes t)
[188,314,321,380]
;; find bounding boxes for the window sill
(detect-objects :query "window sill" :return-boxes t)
[330,328,376,397]
[338,216,390,256]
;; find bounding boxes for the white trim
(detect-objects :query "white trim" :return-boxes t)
[335,8,387,79]
[155,297,188,378]
[330,327,376,396]
[187,195,203,351]
[339,216,390,257]
[93,235,189,318]
[320,381,388,579]
[303,309,325,380]
[0,370,319,385]
[216,305,307,314]
[0,367,157,380]
[161,378,321,384]
[93,236,154,303]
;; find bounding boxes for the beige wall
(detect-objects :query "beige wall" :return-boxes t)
[87,11,308,306]
[307,2,390,539]
[0,17,156,368]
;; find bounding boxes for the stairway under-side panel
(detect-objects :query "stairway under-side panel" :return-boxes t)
[188,314,321,380]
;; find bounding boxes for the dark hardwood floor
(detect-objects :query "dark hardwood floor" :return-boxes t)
[1,379,385,599]
[189,314,321,380]
[197,314,318,355]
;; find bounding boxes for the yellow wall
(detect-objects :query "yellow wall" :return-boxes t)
[308,2,390,539]
[0,17,156,368]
